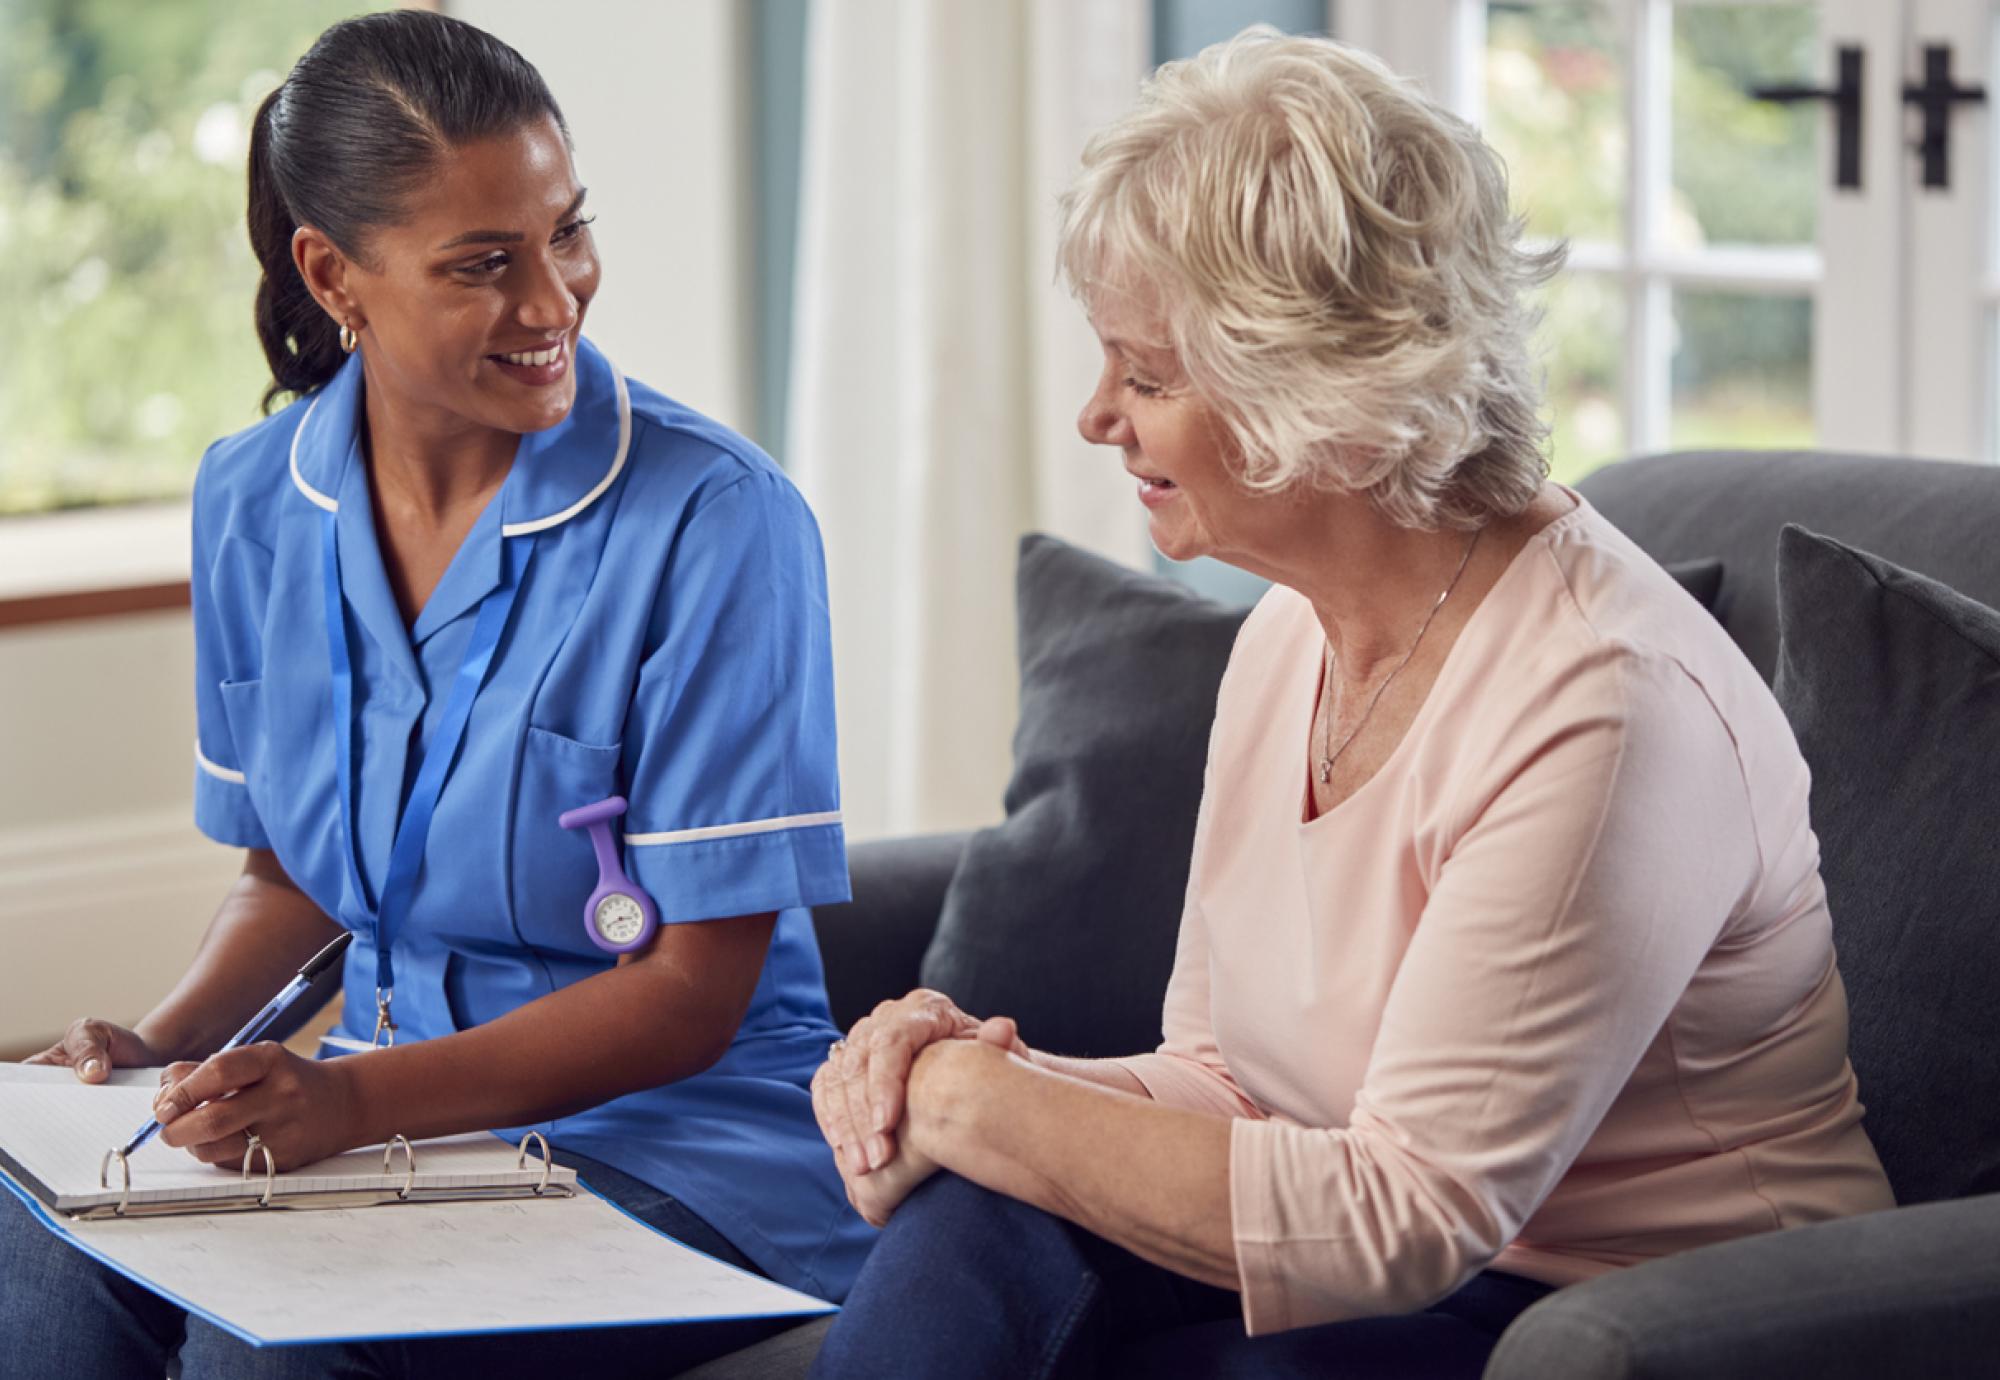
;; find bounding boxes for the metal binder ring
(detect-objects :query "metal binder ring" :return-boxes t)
[382,1134,416,1200]
[516,1130,553,1196]
[240,1135,277,1207]
[98,1148,132,1217]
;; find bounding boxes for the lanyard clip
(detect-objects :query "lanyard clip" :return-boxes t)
[372,987,397,1048]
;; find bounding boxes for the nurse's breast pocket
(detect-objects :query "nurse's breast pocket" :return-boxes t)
[514,725,625,955]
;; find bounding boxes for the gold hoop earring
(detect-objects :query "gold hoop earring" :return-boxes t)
[339,323,359,354]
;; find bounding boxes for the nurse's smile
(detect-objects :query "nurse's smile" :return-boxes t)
[488,335,571,387]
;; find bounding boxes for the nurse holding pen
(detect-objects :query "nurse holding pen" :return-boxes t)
[3,12,868,1380]
[111,931,352,1162]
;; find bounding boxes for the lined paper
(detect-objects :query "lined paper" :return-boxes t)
[0,1068,573,1211]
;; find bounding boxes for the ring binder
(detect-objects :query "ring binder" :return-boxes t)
[517,1130,553,1195]
[97,1148,130,1217]
[240,1137,277,1207]
[382,1134,416,1200]
[9,1077,578,1221]
[3,1069,834,1349]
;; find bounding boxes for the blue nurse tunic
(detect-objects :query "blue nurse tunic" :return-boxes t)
[187,337,872,1300]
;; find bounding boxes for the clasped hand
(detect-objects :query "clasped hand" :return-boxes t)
[810,988,1026,1227]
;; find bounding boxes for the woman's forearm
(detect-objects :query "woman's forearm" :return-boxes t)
[136,850,345,1062]
[340,913,777,1145]
[905,1040,1239,1289]
[1026,1049,1150,1096]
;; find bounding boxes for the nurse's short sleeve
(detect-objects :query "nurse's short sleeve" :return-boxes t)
[190,459,271,849]
[620,470,850,923]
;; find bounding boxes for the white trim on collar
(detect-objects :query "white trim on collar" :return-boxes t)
[502,366,632,536]
[287,360,633,535]
[287,392,337,513]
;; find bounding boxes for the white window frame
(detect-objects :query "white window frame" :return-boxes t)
[1337,0,1925,460]
[1905,0,1993,461]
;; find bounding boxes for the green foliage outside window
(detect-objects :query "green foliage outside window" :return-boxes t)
[1485,3,1819,482]
[0,0,388,515]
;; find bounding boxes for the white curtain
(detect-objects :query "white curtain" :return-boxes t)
[789,0,1154,841]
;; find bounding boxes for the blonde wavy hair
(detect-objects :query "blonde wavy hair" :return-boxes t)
[1058,27,1564,531]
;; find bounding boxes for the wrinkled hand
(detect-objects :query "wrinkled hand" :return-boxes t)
[832,1120,938,1229]
[153,1043,361,1172]
[24,1018,167,1082]
[811,988,1027,1177]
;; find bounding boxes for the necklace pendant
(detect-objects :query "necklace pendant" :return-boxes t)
[1318,760,1332,784]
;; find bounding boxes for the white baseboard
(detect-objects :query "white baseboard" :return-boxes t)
[0,805,241,1051]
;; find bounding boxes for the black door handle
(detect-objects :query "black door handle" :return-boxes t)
[1751,44,1863,189]
[1903,44,1986,189]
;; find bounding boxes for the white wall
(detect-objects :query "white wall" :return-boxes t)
[0,2,753,1053]
[455,0,754,432]
[0,610,240,1052]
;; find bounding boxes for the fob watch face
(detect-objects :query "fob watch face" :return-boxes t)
[593,892,648,946]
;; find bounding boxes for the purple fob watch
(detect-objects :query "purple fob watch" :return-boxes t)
[557,796,660,954]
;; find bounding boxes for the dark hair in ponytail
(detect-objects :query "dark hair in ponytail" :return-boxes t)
[249,10,567,412]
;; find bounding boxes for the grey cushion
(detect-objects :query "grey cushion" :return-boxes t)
[676,1315,832,1380]
[1772,526,2000,1205]
[1663,556,1724,611]
[1486,1192,2000,1380]
[812,832,971,1030]
[918,535,1251,1057]
[1579,451,2000,680]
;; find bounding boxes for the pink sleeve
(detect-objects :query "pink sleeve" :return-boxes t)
[1228,650,1760,1333]
[1113,735,1261,1121]
[1115,889,1261,1119]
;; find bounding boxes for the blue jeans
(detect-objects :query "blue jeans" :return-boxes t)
[0,1149,804,1379]
[811,1173,1555,1380]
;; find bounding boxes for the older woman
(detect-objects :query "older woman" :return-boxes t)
[808,29,1892,1380]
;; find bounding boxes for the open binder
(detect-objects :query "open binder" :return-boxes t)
[0,1072,577,1220]
[0,1065,834,1347]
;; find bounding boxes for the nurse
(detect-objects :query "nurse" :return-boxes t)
[0,10,870,1378]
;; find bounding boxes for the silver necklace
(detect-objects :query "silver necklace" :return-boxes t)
[1317,527,1482,787]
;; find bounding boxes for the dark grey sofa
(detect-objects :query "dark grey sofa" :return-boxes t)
[783,451,2000,1380]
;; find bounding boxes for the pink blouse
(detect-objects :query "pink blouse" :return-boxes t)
[1116,496,1892,1334]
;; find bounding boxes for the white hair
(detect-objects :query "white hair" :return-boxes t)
[1058,27,1564,530]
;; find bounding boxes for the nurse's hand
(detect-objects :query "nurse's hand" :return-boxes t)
[24,1018,169,1083]
[152,1043,361,1172]
[813,988,1028,1177]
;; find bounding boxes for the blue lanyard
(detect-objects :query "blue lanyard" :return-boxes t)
[321,510,534,1041]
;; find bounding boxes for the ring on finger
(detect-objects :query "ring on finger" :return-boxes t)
[829,1038,847,1059]
[245,1129,261,1151]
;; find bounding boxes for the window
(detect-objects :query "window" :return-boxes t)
[0,0,390,516]
[1483,1,1821,482]
[1356,0,1998,473]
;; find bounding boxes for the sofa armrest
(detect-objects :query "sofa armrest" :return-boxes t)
[1486,1193,2000,1380]
[811,831,972,1030]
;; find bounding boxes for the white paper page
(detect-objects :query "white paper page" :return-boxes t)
[58,1191,833,1343]
[0,1075,574,1210]
[0,1063,161,1089]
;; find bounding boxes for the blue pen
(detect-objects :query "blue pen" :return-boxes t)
[115,931,353,1159]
